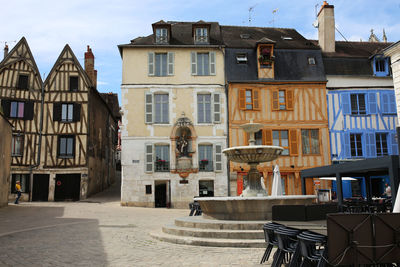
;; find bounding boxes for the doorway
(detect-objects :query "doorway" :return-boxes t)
[54,174,81,201]
[155,182,167,207]
[32,174,49,201]
[199,180,214,197]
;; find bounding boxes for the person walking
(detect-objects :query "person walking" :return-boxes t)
[14,181,21,204]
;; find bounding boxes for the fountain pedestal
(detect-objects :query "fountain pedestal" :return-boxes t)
[242,163,266,197]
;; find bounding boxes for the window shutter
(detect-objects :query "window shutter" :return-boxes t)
[1,100,11,117]
[272,89,279,111]
[342,132,351,158]
[368,92,377,114]
[289,129,298,156]
[23,101,34,120]
[381,93,389,113]
[73,103,81,122]
[145,93,153,124]
[341,93,350,115]
[191,52,197,75]
[388,92,396,113]
[239,88,246,110]
[167,52,174,76]
[213,93,221,123]
[244,132,249,146]
[145,144,153,172]
[390,133,398,155]
[148,52,155,76]
[264,129,273,145]
[53,103,61,121]
[286,89,294,110]
[214,143,222,171]
[253,88,260,110]
[209,51,216,75]
[365,133,376,158]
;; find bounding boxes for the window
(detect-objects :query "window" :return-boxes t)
[350,133,363,157]
[381,92,396,114]
[11,174,29,193]
[155,28,168,44]
[145,185,152,194]
[17,74,29,90]
[259,46,274,68]
[273,130,289,155]
[154,94,169,124]
[272,89,294,111]
[61,104,74,122]
[69,76,79,91]
[58,135,75,158]
[255,130,263,145]
[373,57,389,77]
[12,135,24,156]
[239,88,260,110]
[301,129,320,154]
[376,133,388,156]
[195,28,208,44]
[236,53,248,64]
[350,94,366,115]
[155,145,169,172]
[10,101,25,118]
[148,52,174,76]
[199,145,213,172]
[199,180,214,197]
[145,93,169,124]
[308,57,316,65]
[191,52,216,76]
[197,94,211,123]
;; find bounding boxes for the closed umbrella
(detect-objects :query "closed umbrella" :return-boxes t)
[394,183,400,213]
[271,165,283,196]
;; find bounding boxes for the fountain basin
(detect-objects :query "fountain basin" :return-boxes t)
[222,145,283,163]
[195,195,317,221]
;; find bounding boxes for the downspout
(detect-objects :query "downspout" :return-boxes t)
[219,45,230,196]
[29,73,45,201]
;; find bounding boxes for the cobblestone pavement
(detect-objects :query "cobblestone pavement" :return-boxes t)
[0,176,269,267]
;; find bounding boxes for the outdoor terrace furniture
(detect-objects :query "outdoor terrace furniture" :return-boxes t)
[260,222,283,264]
[272,226,302,267]
[272,204,339,221]
[297,230,327,267]
[188,201,202,216]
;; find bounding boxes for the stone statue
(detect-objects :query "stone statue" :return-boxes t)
[177,132,189,157]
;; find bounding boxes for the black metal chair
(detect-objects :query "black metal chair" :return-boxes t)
[188,202,195,216]
[272,226,302,267]
[260,222,283,264]
[297,230,327,267]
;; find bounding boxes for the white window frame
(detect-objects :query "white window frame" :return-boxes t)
[156,28,168,44]
[148,52,174,76]
[191,51,216,76]
[195,27,208,44]
[61,103,74,122]
[144,92,169,124]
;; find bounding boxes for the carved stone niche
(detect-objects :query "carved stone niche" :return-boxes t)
[170,114,198,178]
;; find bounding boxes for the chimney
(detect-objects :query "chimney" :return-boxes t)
[317,1,335,52]
[84,45,97,88]
[4,44,9,59]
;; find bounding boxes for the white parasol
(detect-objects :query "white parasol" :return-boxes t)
[393,183,400,213]
[271,165,283,196]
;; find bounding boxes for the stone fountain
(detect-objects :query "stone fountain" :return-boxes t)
[195,122,316,220]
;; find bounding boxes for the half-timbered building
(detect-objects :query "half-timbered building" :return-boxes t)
[222,26,331,196]
[317,2,397,198]
[0,112,12,207]
[0,38,118,202]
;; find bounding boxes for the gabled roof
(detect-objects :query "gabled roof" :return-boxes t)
[317,41,393,58]
[0,37,43,84]
[44,44,93,87]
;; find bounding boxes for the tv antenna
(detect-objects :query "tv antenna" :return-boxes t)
[269,8,278,27]
[1,40,16,48]
[248,4,257,26]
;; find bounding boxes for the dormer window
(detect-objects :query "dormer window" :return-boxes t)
[195,28,208,44]
[236,53,248,64]
[258,46,274,68]
[373,56,390,77]
[308,57,316,65]
[156,28,168,44]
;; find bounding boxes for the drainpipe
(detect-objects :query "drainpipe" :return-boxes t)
[28,73,45,201]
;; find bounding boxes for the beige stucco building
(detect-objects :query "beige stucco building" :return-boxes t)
[0,113,12,207]
[119,21,228,208]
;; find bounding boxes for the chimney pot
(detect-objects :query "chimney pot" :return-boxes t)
[317,1,335,52]
[84,45,97,88]
[4,44,9,59]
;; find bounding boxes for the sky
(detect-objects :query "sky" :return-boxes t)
[1,0,400,104]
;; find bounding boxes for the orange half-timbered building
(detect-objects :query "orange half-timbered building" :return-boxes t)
[221,26,331,195]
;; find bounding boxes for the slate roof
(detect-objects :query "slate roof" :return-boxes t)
[310,40,393,76]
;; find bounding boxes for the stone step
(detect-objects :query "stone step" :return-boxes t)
[162,224,264,239]
[150,230,266,248]
[175,216,266,230]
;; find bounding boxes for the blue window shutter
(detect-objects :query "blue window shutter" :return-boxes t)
[388,92,396,114]
[343,132,351,158]
[368,92,377,114]
[366,133,376,158]
[341,93,350,115]
[381,93,389,113]
[390,133,399,155]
